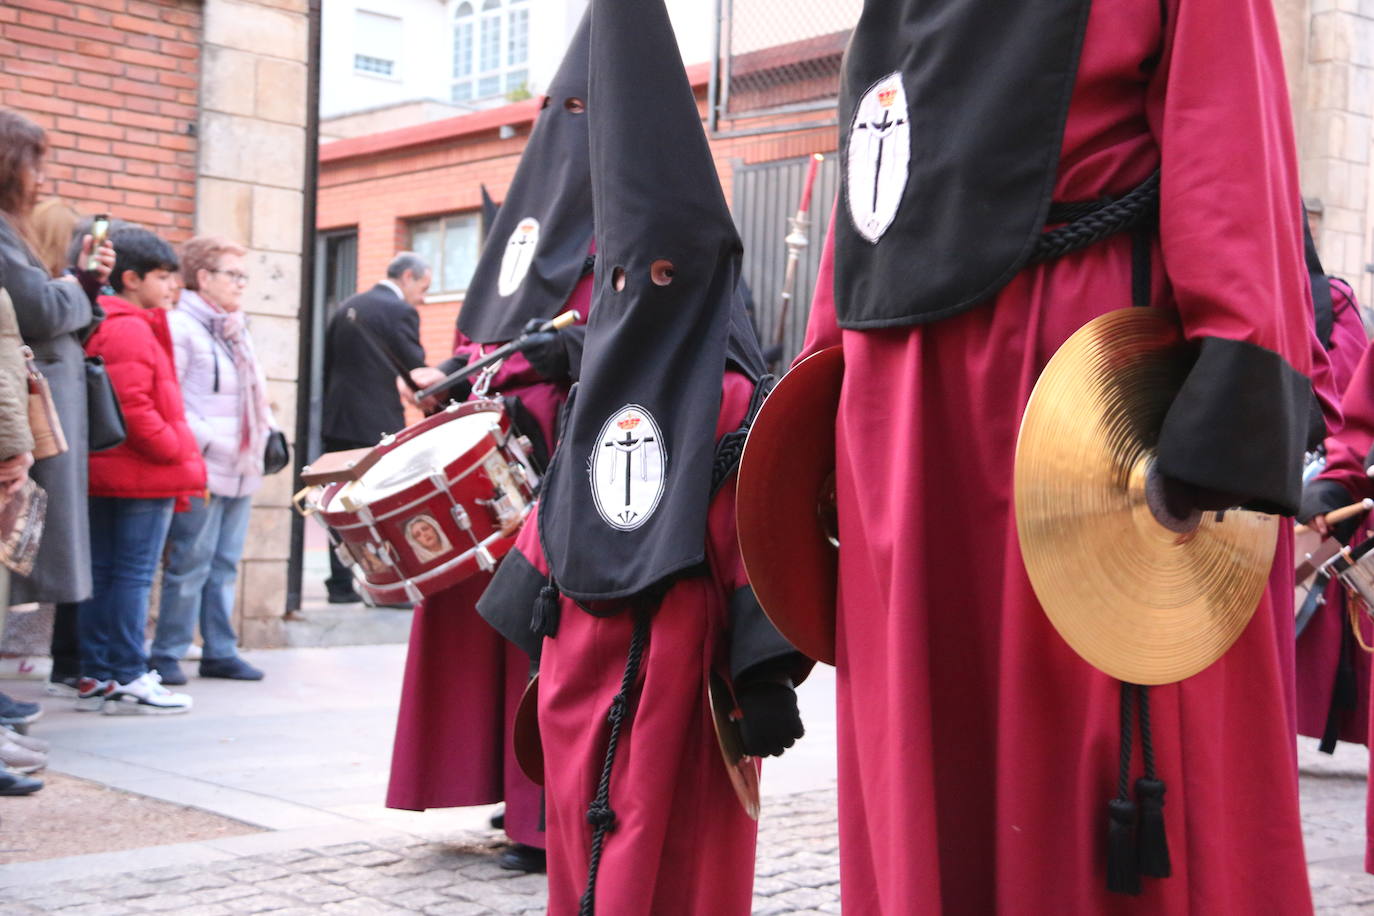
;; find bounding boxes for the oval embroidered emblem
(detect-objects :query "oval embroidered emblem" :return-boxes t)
[498,217,541,296]
[845,72,910,243]
[589,405,666,531]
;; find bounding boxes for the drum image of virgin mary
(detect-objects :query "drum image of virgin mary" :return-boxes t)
[405,514,452,564]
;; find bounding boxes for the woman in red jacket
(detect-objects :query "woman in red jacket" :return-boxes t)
[75,228,205,715]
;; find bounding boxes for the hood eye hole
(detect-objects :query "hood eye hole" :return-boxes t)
[540,96,551,110]
[612,267,626,291]
[564,97,585,114]
[650,259,675,286]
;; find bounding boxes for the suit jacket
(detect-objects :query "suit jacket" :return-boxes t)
[322,283,427,444]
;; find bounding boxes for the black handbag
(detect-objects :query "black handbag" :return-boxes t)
[85,355,127,452]
[263,429,290,475]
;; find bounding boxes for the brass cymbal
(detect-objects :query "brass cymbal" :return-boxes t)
[707,670,761,820]
[1014,308,1278,685]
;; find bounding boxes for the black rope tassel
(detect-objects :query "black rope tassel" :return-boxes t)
[1107,681,1142,895]
[1134,685,1171,878]
[578,609,651,916]
[531,577,561,638]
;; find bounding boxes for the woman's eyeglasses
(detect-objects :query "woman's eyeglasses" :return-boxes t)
[210,269,250,286]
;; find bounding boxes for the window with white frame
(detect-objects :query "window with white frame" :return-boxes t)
[355,9,402,79]
[452,0,529,103]
[408,212,483,295]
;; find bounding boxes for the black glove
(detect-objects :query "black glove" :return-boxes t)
[520,318,569,382]
[735,679,803,758]
[1300,478,1360,542]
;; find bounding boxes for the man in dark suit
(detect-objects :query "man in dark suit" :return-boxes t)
[320,252,432,603]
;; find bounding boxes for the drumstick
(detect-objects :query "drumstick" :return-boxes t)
[347,308,423,393]
[1295,497,1374,535]
[416,310,582,402]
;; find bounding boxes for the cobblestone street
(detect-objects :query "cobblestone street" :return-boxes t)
[6,770,1374,914]
[2,648,1374,913]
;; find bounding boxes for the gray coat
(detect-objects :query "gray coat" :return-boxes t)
[0,214,94,605]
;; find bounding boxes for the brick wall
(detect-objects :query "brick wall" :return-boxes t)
[0,0,202,243]
[318,88,835,368]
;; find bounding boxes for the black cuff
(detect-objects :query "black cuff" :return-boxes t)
[437,354,469,376]
[476,549,545,660]
[1155,336,1310,517]
[562,325,587,383]
[729,586,813,686]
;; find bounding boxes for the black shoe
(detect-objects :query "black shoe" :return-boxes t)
[328,589,363,604]
[199,657,265,681]
[148,658,188,686]
[497,842,546,873]
[489,808,505,830]
[0,694,41,727]
[0,769,42,795]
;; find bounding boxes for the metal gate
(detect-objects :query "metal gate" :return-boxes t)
[735,154,840,369]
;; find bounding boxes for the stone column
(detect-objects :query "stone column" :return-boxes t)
[196,0,310,648]
[1302,0,1374,306]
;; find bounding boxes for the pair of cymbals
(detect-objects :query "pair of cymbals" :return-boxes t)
[737,310,1276,685]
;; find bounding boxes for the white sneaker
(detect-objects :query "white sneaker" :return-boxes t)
[0,656,51,680]
[74,678,114,711]
[102,672,192,716]
[0,735,45,773]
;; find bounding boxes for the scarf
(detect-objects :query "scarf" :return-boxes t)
[178,290,273,477]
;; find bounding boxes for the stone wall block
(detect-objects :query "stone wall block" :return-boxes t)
[255,463,297,508]
[195,178,254,242]
[256,58,309,127]
[243,249,304,318]
[239,559,289,622]
[1352,15,1374,66]
[202,46,259,117]
[1308,61,1350,111]
[1310,12,1352,63]
[205,0,308,62]
[246,313,301,382]
[242,505,293,561]
[200,112,306,190]
[240,615,286,649]
[252,187,306,255]
[1347,114,1372,164]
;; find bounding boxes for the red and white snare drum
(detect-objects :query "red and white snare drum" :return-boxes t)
[300,400,539,605]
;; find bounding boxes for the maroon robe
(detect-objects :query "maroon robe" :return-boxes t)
[386,278,593,847]
[1297,281,1370,748]
[509,372,760,915]
[798,0,1315,910]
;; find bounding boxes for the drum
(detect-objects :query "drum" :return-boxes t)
[301,399,539,605]
[1334,537,1374,614]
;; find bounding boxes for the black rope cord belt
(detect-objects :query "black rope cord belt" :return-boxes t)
[1031,169,1161,265]
[578,608,652,916]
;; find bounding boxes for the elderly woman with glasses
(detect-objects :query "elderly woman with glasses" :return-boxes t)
[150,236,276,684]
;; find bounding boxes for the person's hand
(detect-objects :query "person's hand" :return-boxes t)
[520,319,569,381]
[735,678,804,758]
[0,452,34,496]
[77,235,115,286]
[397,366,446,412]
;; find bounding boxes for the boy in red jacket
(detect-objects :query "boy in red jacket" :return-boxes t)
[75,228,206,715]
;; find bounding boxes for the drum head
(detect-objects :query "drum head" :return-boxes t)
[322,409,499,510]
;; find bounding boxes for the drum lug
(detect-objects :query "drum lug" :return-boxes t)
[476,545,496,573]
[404,580,424,604]
[451,504,473,531]
[334,544,355,568]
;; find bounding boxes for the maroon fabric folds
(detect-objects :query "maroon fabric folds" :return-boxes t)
[512,372,760,915]
[798,0,1315,910]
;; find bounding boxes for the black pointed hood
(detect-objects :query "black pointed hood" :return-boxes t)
[1304,213,1334,349]
[536,0,764,603]
[458,11,594,344]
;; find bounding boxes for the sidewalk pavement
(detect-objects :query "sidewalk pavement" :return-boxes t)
[0,645,1371,913]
